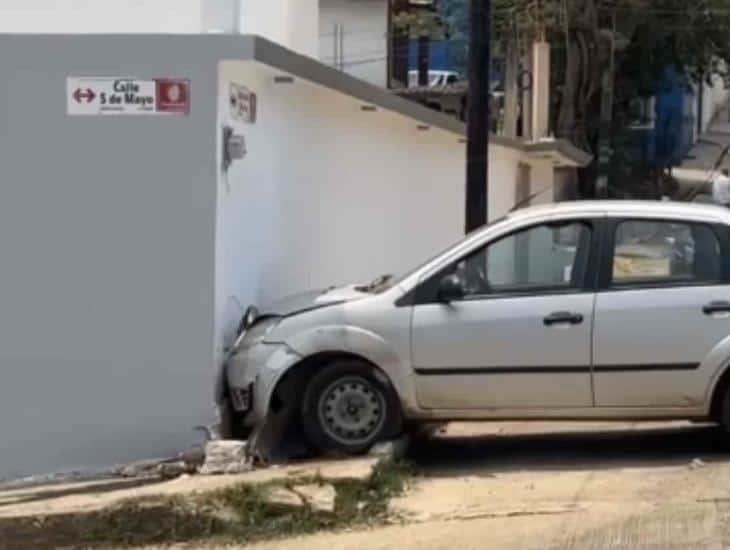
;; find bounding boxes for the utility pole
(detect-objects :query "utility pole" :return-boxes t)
[465,0,491,233]
[595,10,616,198]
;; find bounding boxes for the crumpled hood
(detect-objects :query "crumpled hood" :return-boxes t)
[259,284,369,317]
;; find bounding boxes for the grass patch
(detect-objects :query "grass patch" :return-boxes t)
[0,460,414,549]
[334,459,412,523]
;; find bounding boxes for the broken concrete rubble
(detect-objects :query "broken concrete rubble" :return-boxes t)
[156,461,190,480]
[266,486,305,508]
[180,444,206,470]
[198,440,252,475]
[115,458,178,478]
[369,436,410,463]
[291,483,337,514]
[264,483,337,514]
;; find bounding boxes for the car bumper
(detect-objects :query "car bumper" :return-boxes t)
[225,341,302,426]
[229,382,254,413]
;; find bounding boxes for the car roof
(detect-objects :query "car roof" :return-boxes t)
[508,200,730,224]
[393,200,730,292]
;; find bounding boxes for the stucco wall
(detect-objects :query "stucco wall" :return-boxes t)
[702,73,730,133]
[0,35,220,479]
[214,60,555,354]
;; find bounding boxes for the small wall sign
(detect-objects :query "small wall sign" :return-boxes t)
[229,83,257,123]
[67,77,190,116]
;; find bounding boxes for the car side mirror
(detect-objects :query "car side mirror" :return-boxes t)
[438,274,465,303]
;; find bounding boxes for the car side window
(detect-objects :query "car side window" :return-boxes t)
[450,221,592,298]
[611,220,722,286]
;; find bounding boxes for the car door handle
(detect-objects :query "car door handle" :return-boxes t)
[703,301,730,315]
[543,311,584,326]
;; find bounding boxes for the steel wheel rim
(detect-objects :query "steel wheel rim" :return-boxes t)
[317,376,387,446]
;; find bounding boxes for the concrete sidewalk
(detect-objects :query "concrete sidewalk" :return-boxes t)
[0,456,379,519]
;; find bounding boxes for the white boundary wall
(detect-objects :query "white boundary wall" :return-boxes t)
[214,60,556,357]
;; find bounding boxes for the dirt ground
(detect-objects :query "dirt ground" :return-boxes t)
[6,421,730,549]
[246,421,730,550]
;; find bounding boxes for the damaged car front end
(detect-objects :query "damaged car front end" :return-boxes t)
[216,283,395,459]
[224,312,300,436]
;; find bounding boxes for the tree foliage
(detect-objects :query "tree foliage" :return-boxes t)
[438,0,730,195]
[392,9,446,39]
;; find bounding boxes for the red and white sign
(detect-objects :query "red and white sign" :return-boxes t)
[67,77,190,116]
[156,79,190,114]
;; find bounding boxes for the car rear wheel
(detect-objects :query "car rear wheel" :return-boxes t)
[301,360,398,455]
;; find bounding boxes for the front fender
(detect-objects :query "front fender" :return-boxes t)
[256,324,416,418]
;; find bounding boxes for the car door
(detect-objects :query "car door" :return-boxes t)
[411,218,598,410]
[593,216,730,408]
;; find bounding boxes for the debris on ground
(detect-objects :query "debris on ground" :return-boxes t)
[265,483,337,514]
[689,458,707,470]
[115,458,179,479]
[115,454,199,480]
[0,469,116,492]
[180,444,206,470]
[0,457,412,548]
[156,461,191,480]
[369,436,411,463]
[266,486,306,508]
[198,440,252,475]
[291,483,337,514]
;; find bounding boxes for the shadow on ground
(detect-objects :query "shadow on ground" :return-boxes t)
[408,424,730,477]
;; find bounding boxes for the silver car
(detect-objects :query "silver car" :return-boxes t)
[220,201,730,454]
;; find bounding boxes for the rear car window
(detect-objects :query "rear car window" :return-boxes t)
[611,220,722,285]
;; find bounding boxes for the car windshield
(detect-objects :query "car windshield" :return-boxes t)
[389,215,510,288]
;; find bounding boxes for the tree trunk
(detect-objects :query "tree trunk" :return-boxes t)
[555,0,610,196]
[418,35,430,86]
[557,35,580,143]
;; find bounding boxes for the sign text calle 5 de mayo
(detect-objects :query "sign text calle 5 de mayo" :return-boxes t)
[67,77,190,116]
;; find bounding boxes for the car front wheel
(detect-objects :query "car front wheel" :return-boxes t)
[301,360,398,455]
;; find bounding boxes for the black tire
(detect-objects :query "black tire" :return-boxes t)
[301,360,401,455]
[219,397,253,441]
[721,388,730,435]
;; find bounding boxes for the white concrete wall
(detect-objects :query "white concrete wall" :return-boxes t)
[529,157,558,207]
[698,71,730,135]
[319,0,388,87]
[0,35,220,479]
[0,0,229,33]
[240,0,320,58]
[686,76,727,145]
[214,60,555,353]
